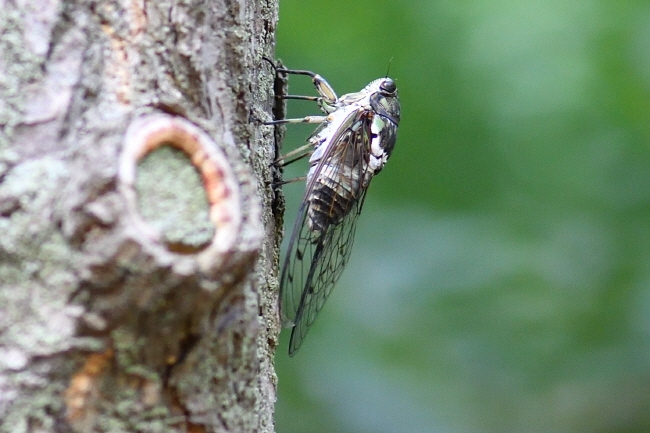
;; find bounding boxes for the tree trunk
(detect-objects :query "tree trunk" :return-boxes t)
[0,0,281,432]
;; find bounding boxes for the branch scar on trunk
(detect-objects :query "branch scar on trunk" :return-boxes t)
[119,114,244,273]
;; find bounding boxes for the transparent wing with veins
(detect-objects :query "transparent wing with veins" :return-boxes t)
[280,110,373,356]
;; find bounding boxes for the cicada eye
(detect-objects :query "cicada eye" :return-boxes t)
[380,79,397,94]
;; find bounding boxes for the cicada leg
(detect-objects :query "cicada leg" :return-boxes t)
[263,57,339,107]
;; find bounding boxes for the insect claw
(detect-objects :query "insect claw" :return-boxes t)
[262,56,278,70]
[250,113,271,124]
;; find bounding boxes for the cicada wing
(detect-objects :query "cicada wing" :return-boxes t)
[287,190,368,356]
[279,200,312,327]
[279,110,374,356]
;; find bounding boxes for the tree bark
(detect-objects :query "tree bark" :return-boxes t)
[0,0,281,432]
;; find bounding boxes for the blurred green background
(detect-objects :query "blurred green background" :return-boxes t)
[272,1,650,432]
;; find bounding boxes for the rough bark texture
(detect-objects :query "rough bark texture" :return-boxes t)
[0,0,281,432]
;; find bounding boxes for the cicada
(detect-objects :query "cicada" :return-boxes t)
[266,61,401,356]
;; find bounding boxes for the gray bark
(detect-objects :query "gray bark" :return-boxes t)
[0,0,281,432]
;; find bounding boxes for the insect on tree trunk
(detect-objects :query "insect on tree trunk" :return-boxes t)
[0,0,282,432]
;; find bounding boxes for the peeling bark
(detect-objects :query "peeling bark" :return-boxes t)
[0,0,281,432]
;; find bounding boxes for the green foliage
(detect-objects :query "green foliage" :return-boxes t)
[274,1,650,432]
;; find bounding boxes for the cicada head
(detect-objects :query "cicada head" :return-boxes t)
[369,78,400,126]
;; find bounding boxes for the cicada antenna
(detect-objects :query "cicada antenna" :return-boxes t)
[385,57,393,78]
